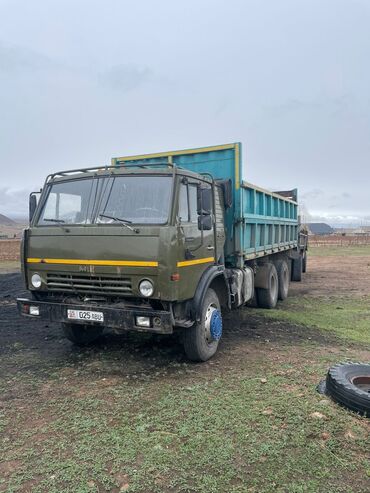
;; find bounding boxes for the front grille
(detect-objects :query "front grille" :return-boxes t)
[46,273,132,296]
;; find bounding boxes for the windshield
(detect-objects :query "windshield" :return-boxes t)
[37,175,173,225]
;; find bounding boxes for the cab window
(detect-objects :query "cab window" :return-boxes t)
[188,185,198,223]
[178,182,198,224]
[178,183,189,222]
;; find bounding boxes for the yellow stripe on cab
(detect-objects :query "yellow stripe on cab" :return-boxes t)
[177,257,215,268]
[26,258,158,267]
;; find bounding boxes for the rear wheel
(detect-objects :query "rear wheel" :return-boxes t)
[62,323,103,346]
[291,255,302,282]
[302,251,308,273]
[256,263,278,309]
[183,288,222,362]
[275,259,290,300]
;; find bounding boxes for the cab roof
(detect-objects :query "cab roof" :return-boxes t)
[46,164,212,185]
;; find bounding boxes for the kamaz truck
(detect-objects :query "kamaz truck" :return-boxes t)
[17,143,307,361]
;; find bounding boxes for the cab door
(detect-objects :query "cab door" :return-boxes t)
[177,178,215,300]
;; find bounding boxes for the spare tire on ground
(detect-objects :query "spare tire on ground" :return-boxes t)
[320,362,370,416]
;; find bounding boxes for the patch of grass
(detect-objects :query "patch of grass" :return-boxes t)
[1,355,369,493]
[309,245,370,257]
[254,296,370,344]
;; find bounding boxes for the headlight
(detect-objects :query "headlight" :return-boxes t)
[139,279,154,297]
[31,273,42,289]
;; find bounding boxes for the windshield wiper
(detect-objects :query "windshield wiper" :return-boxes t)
[43,218,65,223]
[98,214,139,233]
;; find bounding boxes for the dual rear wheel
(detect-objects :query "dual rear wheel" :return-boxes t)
[256,259,290,309]
[256,251,306,309]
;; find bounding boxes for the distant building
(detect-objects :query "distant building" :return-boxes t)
[307,223,334,235]
[333,227,370,236]
[352,228,370,236]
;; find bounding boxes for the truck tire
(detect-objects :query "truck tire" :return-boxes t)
[291,256,302,282]
[325,363,370,416]
[62,323,103,346]
[302,251,307,273]
[275,259,289,300]
[256,263,278,309]
[183,288,222,362]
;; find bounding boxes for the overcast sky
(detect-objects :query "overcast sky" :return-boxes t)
[0,0,369,224]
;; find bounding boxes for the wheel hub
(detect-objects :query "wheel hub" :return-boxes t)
[205,305,222,342]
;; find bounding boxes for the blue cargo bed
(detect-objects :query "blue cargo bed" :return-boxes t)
[112,143,299,267]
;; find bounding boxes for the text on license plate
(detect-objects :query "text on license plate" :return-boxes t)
[67,309,104,322]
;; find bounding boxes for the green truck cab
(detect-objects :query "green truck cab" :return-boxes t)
[17,143,307,361]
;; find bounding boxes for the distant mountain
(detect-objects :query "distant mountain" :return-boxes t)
[0,213,17,226]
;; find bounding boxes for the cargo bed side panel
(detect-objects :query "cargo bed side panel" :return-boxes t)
[237,182,298,261]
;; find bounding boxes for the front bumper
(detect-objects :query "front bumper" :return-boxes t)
[16,298,173,334]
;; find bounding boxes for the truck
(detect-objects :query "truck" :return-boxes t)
[17,143,308,361]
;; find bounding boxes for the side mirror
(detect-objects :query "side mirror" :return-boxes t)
[29,192,40,223]
[197,186,212,215]
[198,214,212,231]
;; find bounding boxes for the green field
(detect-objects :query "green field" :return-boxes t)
[254,295,370,344]
[309,245,370,257]
[1,353,369,493]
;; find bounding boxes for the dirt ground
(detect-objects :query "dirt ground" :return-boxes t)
[289,254,370,297]
[0,255,369,493]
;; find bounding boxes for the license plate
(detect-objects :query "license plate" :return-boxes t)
[67,309,104,323]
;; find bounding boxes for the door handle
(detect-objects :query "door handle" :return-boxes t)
[207,245,214,250]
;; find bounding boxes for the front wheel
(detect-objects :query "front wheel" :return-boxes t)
[183,288,222,362]
[62,323,103,346]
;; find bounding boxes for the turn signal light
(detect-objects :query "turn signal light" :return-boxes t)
[21,304,30,314]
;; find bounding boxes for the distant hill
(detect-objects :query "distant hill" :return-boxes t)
[0,214,17,226]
